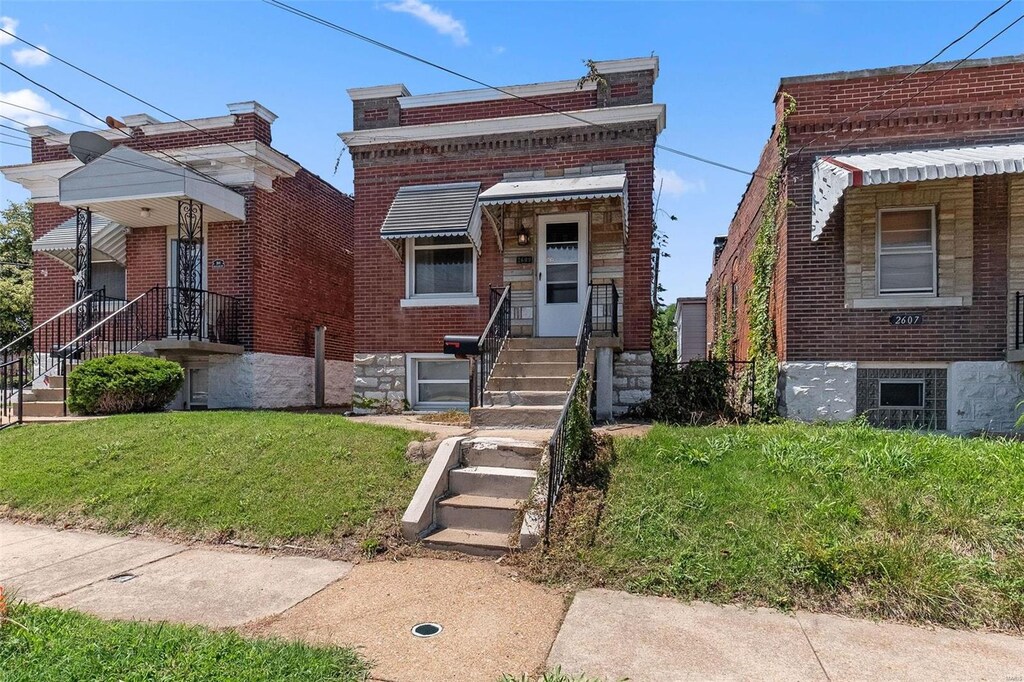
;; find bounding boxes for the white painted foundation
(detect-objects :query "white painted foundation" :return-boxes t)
[948,361,1024,434]
[207,352,353,409]
[778,361,858,423]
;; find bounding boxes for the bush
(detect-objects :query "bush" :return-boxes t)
[67,355,184,415]
[628,360,735,424]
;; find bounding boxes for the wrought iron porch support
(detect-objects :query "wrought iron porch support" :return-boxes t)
[176,200,204,339]
[74,207,93,333]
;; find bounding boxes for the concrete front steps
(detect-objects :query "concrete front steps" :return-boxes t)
[19,374,68,418]
[471,338,577,429]
[404,436,546,556]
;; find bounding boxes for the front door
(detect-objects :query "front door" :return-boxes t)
[537,213,588,337]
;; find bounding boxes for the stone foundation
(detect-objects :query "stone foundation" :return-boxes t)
[204,352,352,409]
[353,352,407,414]
[778,361,858,423]
[612,350,652,415]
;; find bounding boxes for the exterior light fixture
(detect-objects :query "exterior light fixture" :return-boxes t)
[516,223,531,246]
[140,207,151,218]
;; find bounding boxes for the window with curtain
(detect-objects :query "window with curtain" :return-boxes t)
[877,208,936,295]
[409,236,474,297]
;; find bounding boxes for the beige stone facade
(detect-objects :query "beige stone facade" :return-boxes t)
[1008,177,1024,354]
[843,179,974,305]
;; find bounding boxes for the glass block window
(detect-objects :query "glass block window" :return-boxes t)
[856,367,946,430]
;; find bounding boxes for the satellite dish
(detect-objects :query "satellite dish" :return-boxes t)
[69,131,114,165]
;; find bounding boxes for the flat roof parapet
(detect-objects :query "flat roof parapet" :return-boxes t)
[780,53,1024,85]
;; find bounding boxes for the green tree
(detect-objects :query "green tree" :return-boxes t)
[652,302,677,363]
[0,201,33,345]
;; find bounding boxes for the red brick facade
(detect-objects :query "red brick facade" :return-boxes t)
[349,67,660,356]
[708,56,1024,364]
[27,111,353,363]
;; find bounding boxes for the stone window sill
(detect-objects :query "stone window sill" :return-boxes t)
[400,296,480,308]
[848,296,965,309]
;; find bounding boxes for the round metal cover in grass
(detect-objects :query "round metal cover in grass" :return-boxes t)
[411,622,442,638]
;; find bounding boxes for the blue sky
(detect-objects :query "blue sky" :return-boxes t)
[1,1,1021,301]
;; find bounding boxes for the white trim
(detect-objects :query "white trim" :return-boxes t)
[400,296,480,308]
[849,296,964,309]
[347,84,410,101]
[406,353,471,411]
[876,206,937,296]
[226,101,278,124]
[399,79,597,109]
[36,116,238,146]
[592,56,660,77]
[122,114,162,127]
[339,103,666,147]
[404,235,477,302]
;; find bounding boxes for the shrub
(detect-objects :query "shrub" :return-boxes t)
[628,360,735,424]
[67,355,184,415]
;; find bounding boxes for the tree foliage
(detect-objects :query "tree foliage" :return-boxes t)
[0,202,33,345]
[652,302,677,363]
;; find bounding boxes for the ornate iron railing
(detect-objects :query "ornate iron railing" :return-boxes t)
[0,289,123,393]
[0,357,25,430]
[475,284,512,407]
[591,282,619,337]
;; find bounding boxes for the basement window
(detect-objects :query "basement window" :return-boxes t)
[878,380,925,409]
[877,208,936,296]
[408,355,470,410]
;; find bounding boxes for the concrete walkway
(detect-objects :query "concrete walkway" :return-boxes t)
[549,589,1024,681]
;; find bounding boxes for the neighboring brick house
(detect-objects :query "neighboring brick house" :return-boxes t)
[1,102,354,411]
[340,58,665,418]
[708,55,1024,433]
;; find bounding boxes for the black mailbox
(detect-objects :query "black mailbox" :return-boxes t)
[443,335,481,356]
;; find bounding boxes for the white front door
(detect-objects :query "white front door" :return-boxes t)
[537,213,588,337]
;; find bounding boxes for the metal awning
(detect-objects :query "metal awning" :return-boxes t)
[380,182,482,250]
[59,145,247,227]
[479,172,629,234]
[33,213,126,268]
[812,143,1024,240]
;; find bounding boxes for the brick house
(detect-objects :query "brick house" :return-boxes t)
[1,102,354,413]
[340,58,665,422]
[707,55,1024,433]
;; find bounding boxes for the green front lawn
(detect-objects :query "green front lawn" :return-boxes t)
[537,421,1024,630]
[0,411,426,544]
[0,603,368,681]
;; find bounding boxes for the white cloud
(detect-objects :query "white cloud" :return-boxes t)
[0,17,18,46]
[385,0,468,46]
[0,88,65,127]
[655,168,706,197]
[12,44,50,67]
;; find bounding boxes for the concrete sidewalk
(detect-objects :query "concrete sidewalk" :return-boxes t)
[549,589,1024,681]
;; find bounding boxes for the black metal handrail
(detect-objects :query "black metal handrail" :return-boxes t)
[576,285,593,370]
[476,284,511,407]
[1016,291,1022,350]
[591,282,619,337]
[545,368,588,540]
[0,289,123,394]
[0,357,25,430]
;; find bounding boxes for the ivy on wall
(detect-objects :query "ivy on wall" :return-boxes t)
[711,284,734,362]
[746,93,797,415]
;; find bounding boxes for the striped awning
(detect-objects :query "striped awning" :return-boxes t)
[380,182,482,250]
[479,172,629,233]
[812,143,1024,240]
[33,214,126,268]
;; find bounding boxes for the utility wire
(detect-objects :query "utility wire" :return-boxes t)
[0,122,29,135]
[0,99,104,130]
[0,60,238,190]
[834,10,1024,155]
[0,28,277,173]
[793,0,1014,156]
[0,140,30,149]
[0,131,27,140]
[262,0,764,179]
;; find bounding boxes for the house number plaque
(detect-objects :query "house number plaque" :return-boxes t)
[212,259,226,269]
[889,313,923,326]
[516,256,534,264]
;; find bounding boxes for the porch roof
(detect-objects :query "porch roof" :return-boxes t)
[811,142,1024,240]
[478,172,629,234]
[380,181,482,249]
[33,213,126,268]
[58,145,247,227]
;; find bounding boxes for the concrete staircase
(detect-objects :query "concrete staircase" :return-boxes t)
[471,338,579,429]
[418,437,545,556]
[19,374,69,419]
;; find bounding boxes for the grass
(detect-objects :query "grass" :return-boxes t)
[527,421,1024,631]
[0,602,368,681]
[0,411,426,545]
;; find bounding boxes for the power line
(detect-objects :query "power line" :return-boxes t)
[0,140,30,149]
[0,59,238,191]
[0,99,104,130]
[0,122,29,135]
[262,0,764,179]
[834,10,1024,155]
[0,131,27,140]
[0,28,276,173]
[793,0,1014,156]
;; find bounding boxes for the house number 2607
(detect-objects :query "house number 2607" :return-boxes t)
[889,313,923,326]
